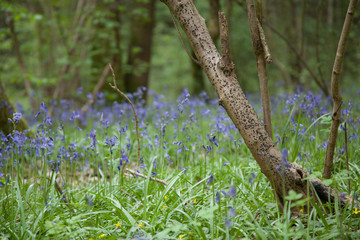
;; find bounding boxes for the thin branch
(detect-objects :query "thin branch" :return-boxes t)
[126,168,170,187]
[323,0,358,179]
[109,64,141,167]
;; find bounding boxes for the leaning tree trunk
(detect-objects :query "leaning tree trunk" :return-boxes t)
[161,0,354,214]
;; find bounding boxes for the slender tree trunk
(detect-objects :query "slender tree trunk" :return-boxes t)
[124,0,156,100]
[246,0,273,138]
[323,0,358,179]
[161,0,354,214]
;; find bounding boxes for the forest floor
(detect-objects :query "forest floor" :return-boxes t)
[1,88,360,239]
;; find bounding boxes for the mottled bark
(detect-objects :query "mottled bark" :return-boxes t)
[323,0,358,179]
[124,0,156,100]
[161,0,355,213]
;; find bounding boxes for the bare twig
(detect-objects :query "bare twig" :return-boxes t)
[109,64,141,167]
[323,0,358,179]
[126,168,170,187]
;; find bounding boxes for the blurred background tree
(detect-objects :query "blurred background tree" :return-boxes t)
[0,0,359,109]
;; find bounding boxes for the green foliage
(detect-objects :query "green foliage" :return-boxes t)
[0,89,360,239]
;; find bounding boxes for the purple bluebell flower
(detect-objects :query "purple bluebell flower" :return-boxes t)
[13,112,22,123]
[89,129,97,150]
[70,111,80,121]
[45,116,52,126]
[229,207,236,217]
[40,102,48,113]
[229,186,236,199]
[348,133,358,142]
[215,191,220,203]
[225,218,232,228]
[207,174,214,184]
[77,87,83,95]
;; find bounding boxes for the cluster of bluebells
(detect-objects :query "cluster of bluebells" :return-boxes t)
[0,88,359,189]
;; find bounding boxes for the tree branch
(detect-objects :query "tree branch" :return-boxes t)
[109,64,141,167]
[246,0,273,138]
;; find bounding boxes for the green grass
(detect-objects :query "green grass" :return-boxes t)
[0,91,360,239]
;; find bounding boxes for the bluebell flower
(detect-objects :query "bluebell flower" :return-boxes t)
[70,111,80,121]
[207,174,214,184]
[40,102,48,113]
[225,218,232,228]
[45,116,52,126]
[215,191,220,203]
[13,112,22,123]
[229,186,236,199]
[229,207,236,217]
